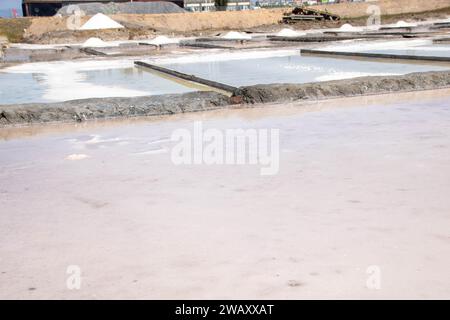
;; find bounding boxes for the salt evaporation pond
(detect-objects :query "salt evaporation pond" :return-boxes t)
[0,59,195,105]
[1,48,449,105]
[321,40,450,58]
[363,44,450,58]
[151,49,450,87]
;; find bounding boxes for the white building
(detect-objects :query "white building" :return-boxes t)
[184,0,250,12]
[184,0,215,11]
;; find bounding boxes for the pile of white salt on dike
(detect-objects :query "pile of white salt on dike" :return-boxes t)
[338,23,363,32]
[80,13,124,30]
[275,28,306,37]
[221,31,252,40]
[393,20,417,27]
[82,37,108,47]
[146,35,179,46]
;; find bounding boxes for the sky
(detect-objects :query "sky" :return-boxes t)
[0,0,23,17]
[0,0,22,10]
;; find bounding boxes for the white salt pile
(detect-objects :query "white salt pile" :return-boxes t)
[82,37,108,47]
[80,13,124,30]
[338,23,361,32]
[275,28,306,37]
[394,20,417,27]
[147,36,178,46]
[366,24,380,31]
[221,31,252,40]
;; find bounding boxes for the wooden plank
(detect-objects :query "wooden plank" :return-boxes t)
[80,47,107,56]
[134,61,238,94]
[180,41,233,49]
[433,38,450,44]
[268,35,368,42]
[433,22,450,26]
[300,49,450,62]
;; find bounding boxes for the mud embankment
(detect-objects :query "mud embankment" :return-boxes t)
[238,70,450,104]
[1,70,450,126]
[0,91,230,126]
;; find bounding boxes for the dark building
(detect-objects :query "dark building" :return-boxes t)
[23,0,122,16]
[22,0,184,17]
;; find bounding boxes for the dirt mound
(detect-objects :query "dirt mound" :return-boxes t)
[18,0,450,44]
[312,0,450,18]
[0,18,32,42]
[25,28,148,44]
[57,2,186,16]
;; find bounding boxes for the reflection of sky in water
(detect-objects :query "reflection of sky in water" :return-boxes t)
[0,67,195,105]
[0,73,45,104]
[364,44,450,58]
[162,55,450,86]
[81,68,190,93]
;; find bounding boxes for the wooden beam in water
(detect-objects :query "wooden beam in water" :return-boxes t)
[300,49,450,63]
[433,38,450,44]
[179,41,233,49]
[268,35,379,42]
[134,61,238,96]
[80,47,107,56]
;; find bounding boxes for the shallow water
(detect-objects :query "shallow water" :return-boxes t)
[1,89,450,299]
[159,53,449,86]
[1,48,449,104]
[365,44,450,58]
[0,61,195,105]
[322,39,450,58]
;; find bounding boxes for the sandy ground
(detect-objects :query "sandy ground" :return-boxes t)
[0,89,449,299]
[314,0,450,19]
[3,0,446,44]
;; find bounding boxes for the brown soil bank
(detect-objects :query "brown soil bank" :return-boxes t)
[18,0,450,43]
[313,0,450,18]
[0,18,32,42]
[1,70,450,126]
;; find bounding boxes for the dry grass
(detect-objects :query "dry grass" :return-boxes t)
[0,18,32,43]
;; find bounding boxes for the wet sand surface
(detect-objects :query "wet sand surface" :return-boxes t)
[1,89,450,299]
